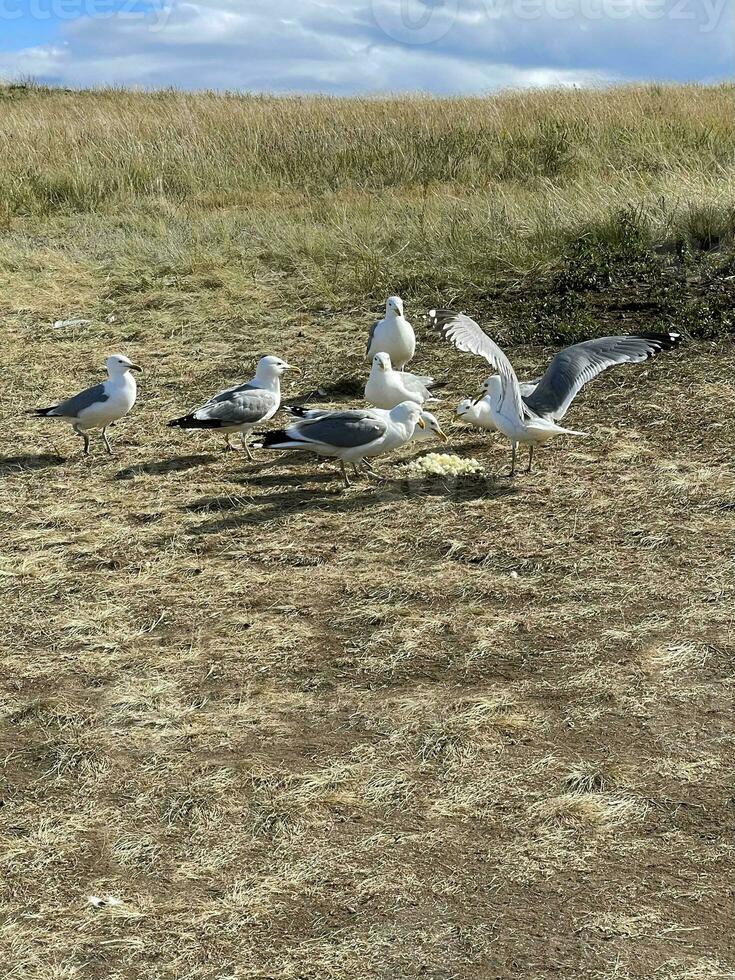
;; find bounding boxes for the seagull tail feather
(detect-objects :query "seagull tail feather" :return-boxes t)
[167,415,225,430]
[30,406,59,417]
[259,429,293,449]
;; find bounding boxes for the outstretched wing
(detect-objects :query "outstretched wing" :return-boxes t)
[524,331,681,421]
[427,309,524,421]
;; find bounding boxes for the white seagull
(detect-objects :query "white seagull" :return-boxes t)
[411,410,449,444]
[430,309,680,474]
[261,401,424,486]
[364,352,441,410]
[456,395,584,473]
[32,353,140,455]
[365,296,416,369]
[168,355,300,458]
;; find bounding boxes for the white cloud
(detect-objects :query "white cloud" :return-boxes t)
[0,0,731,93]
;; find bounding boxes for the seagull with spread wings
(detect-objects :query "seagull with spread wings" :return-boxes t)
[429,309,680,475]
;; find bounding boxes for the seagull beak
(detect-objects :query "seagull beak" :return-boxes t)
[285,365,302,376]
[130,364,142,373]
[435,427,448,443]
[417,417,426,430]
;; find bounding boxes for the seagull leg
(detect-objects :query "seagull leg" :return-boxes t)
[73,424,90,456]
[508,442,517,477]
[339,461,352,487]
[241,432,254,460]
[526,445,534,473]
[224,434,235,452]
[102,427,113,455]
[365,462,388,483]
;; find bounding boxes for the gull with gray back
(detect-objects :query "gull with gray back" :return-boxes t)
[31,353,141,455]
[430,309,680,474]
[261,402,425,486]
[168,355,300,458]
[285,405,447,445]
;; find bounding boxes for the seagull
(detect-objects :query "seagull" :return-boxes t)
[365,296,416,369]
[412,410,449,444]
[31,353,140,455]
[285,405,447,444]
[456,395,584,473]
[260,401,424,486]
[480,333,681,423]
[430,309,680,474]
[364,352,442,410]
[168,355,300,458]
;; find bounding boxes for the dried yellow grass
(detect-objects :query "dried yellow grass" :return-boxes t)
[0,83,733,979]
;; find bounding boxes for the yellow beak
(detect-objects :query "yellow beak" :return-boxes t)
[286,365,302,376]
[417,417,426,429]
[436,428,448,443]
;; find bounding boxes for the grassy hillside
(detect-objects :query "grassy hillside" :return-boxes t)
[0,83,733,342]
[1,85,734,980]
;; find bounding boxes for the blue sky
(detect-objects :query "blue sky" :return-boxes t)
[0,0,732,93]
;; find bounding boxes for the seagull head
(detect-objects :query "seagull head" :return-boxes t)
[106,354,141,376]
[456,398,481,422]
[419,411,448,443]
[256,355,302,381]
[372,352,392,373]
[385,295,404,318]
[392,400,423,430]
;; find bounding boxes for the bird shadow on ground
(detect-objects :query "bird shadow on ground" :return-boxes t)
[393,476,517,502]
[0,453,66,477]
[188,470,516,535]
[234,471,337,489]
[115,454,219,479]
[188,485,386,534]
[286,376,363,404]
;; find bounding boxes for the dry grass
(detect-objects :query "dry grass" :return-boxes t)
[0,83,734,338]
[0,84,734,979]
